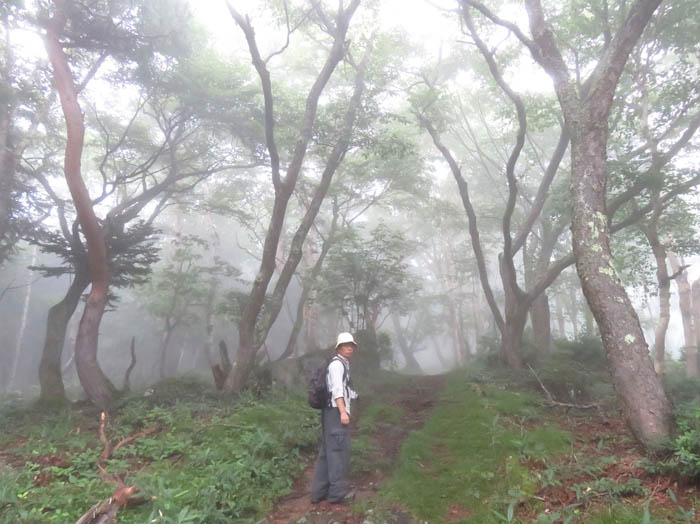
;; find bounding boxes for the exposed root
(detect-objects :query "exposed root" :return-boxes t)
[527,364,602,411]
[74,412,160,524]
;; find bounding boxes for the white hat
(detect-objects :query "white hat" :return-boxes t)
[335,332,357,349]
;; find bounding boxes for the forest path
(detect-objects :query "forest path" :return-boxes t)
[262,373,448,524]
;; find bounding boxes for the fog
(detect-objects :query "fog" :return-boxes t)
[2,0,699,404]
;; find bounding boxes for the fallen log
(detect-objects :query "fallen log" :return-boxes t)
[74,412,159,524]
[74,485,139,524]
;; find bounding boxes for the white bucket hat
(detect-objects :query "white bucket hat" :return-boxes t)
[335,332,357,349]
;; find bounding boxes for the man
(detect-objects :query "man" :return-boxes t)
[310,332,358,504]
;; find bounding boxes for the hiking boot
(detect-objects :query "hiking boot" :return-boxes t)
[329,490,355,504]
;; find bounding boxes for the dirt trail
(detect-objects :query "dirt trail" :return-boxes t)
[263,374,447,524]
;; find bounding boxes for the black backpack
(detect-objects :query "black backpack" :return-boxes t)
[307,355,347,409]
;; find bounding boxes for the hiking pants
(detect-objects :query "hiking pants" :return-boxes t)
[310,407,351,502]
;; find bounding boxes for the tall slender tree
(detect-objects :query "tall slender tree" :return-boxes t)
[223,1,363,392]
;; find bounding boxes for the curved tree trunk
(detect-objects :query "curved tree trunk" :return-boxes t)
[570,129,672,447]
[45,0,115,408]
[225,4,362,392]
[39,270,90,403]
[523,0,672,449]
[669,252,697,377]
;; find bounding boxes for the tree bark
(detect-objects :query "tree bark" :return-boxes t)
[39,270,90,403]
[522,0,673,448]
[122,337,136,392]
[669,252,697,377]
[530,292,551,353]
[45,1,115,408]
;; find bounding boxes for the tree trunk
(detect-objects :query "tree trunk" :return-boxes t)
[0,108,16,260]
[523,0,672,449]
[554,292,567,338]
[39,271,90,403]
[200,278,217,368]
[122,337,136,391]
[570,129,673,448]
[530,292,551,354]
[158,319,175,380]
[225,8,362,392]
[566,292,579,338]
[500,257,526,369]
[583,300,595,335]
[46,0,114,409]
[501,305,528,369]
[279,210,338,360]
[643,227,670,375]
[7,246,38,389]
[692,280,700,378]
[670,252,697,377]
[390,314,422,373]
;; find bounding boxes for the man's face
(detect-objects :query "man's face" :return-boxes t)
[337,343,356,359]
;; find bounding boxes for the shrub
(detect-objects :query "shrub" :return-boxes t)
[670,403,700,478]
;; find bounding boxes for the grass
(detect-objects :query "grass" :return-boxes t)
[0,380,319,524]
[383,372,570,523]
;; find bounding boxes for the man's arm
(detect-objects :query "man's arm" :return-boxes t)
[336,397,350,425]
[328,360,350,425]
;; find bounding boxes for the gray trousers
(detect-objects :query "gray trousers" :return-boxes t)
[310,407,351,502]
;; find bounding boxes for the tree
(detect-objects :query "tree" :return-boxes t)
[44,0,116,408]
[318,224,418,343]
[0,1,53,262]
[139,233,238,380]
[459,0,673,447]
[36,0,241,406]
[223,0,363,392]
[414,52,574,369]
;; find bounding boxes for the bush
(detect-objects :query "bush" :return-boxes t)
[663,362,700,405]
[670,403,700,478]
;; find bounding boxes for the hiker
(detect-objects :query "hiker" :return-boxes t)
[310,332,359,504]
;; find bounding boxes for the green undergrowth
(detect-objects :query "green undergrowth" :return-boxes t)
[352,398,405,476]
[383,371,570,523]
[0,378,318,524]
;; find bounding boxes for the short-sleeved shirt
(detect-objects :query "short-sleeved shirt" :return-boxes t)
[326,354,357,415]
